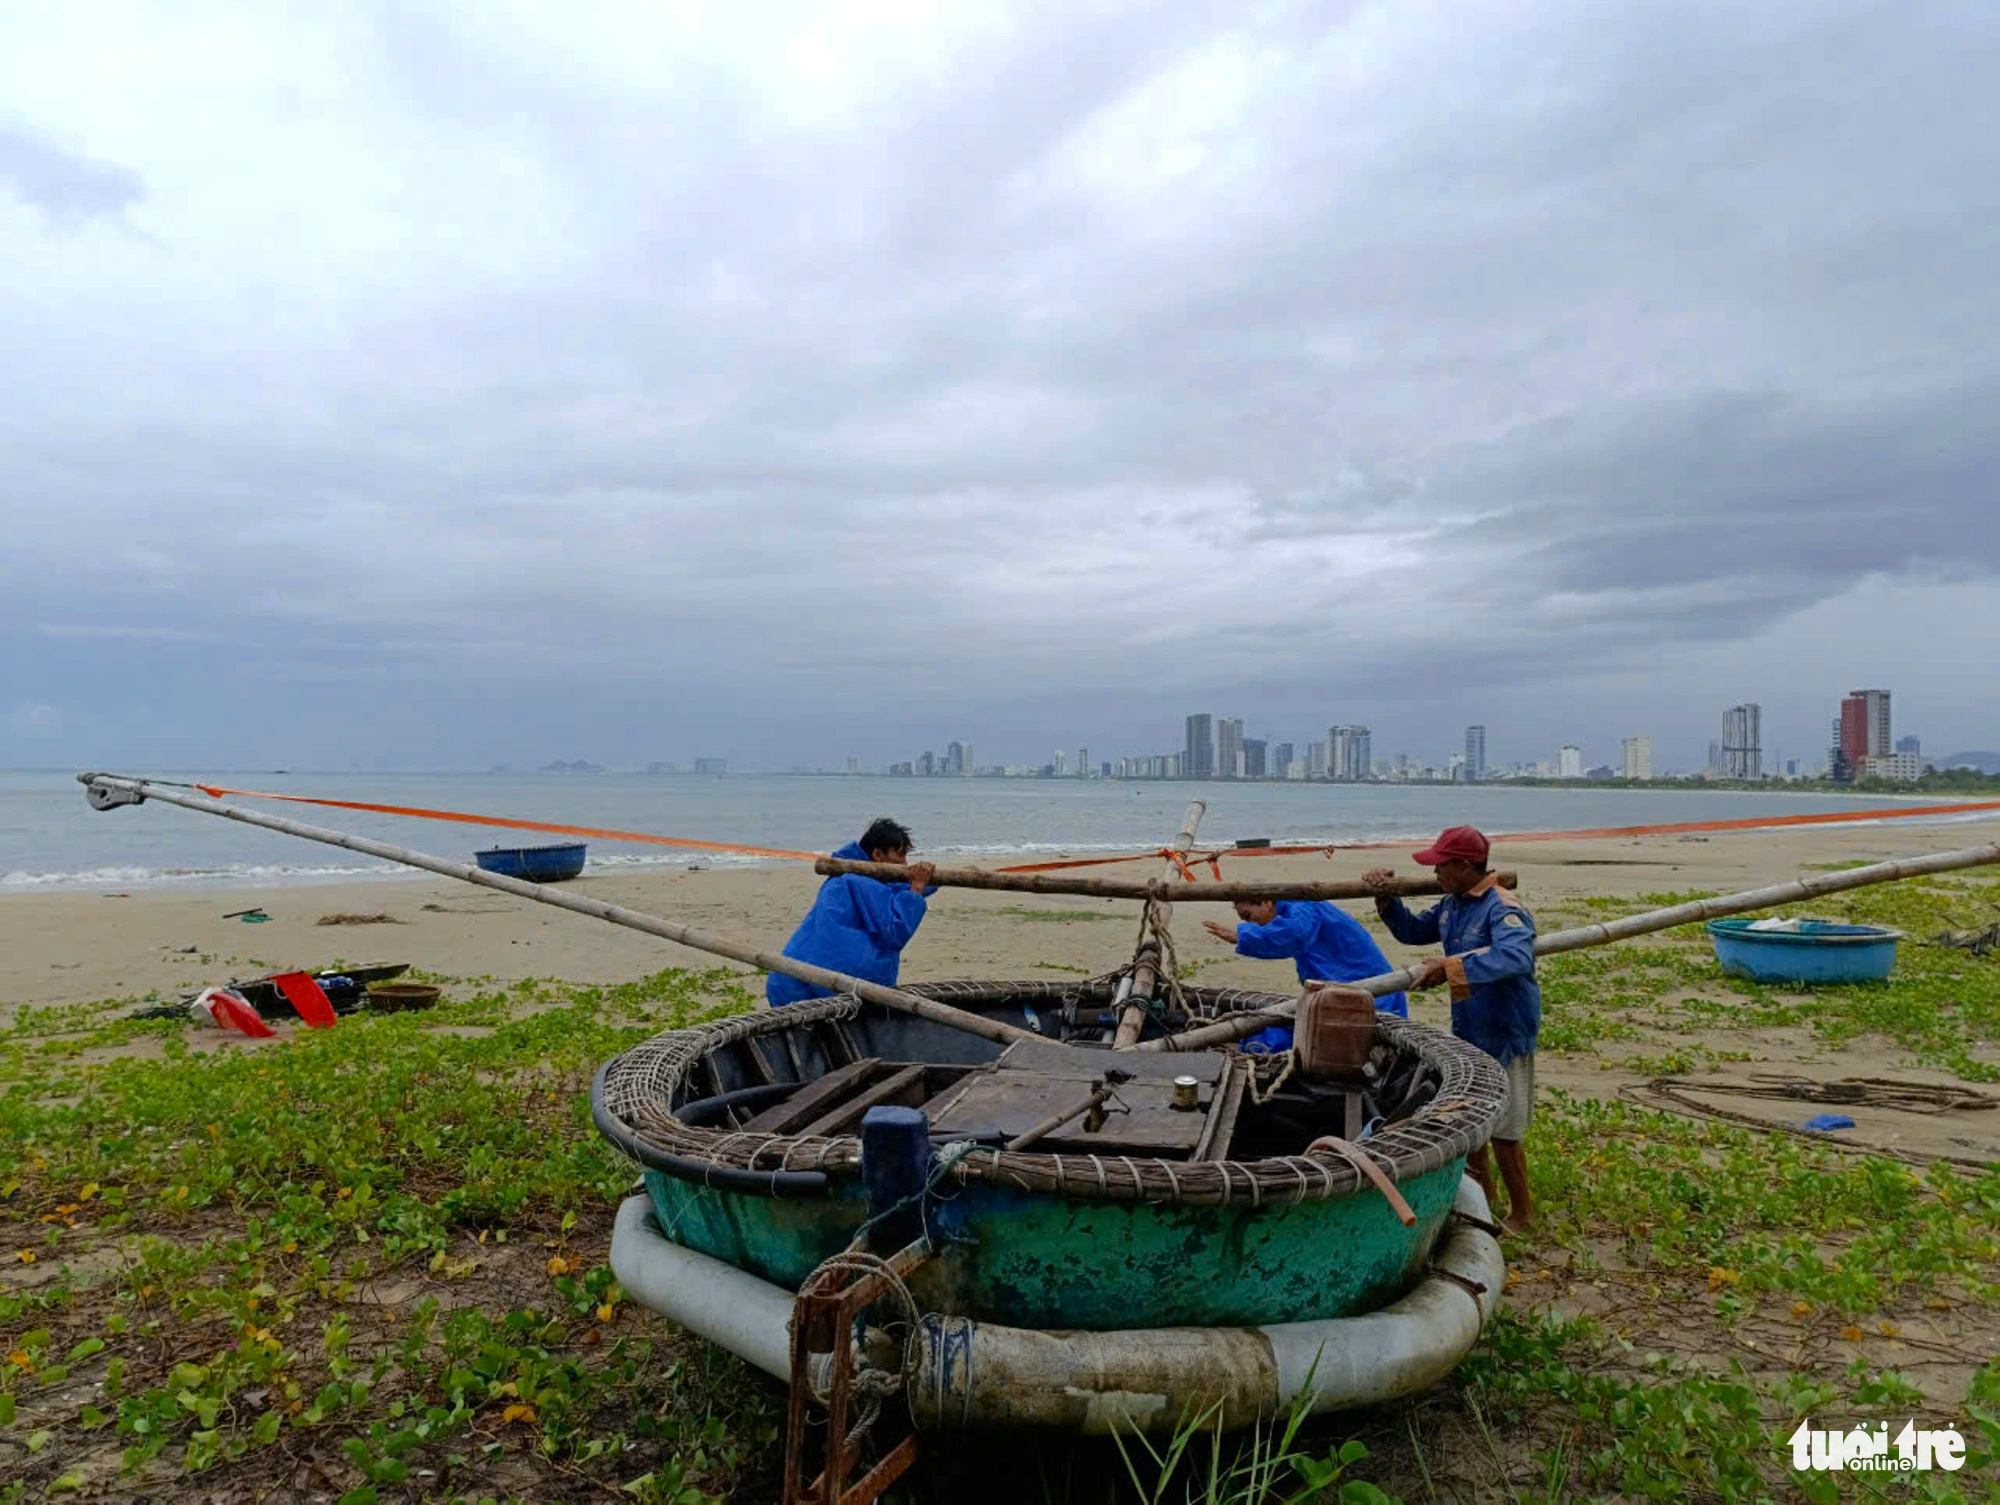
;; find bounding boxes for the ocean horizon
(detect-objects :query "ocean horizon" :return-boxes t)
[4,768,1984,893]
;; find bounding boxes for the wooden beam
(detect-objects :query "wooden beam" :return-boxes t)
[813,855,1516,904]
[741,1058,881,1135]
[798,1064,931,1139]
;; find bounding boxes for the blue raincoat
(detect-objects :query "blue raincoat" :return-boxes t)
[1234,900,1407,1053]
[766,842,938,1007]
[1376,877,1541,1065]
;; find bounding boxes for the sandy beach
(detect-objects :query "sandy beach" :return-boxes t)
[8,816,1997,1015]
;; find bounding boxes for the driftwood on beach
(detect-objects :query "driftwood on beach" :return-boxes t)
[813,855,1518,903]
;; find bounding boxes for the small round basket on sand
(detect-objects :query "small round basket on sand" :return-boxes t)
[365,982,441,1013]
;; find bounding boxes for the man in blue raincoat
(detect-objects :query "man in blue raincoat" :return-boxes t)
[1364,825,1541,1231]
[1202,898,1407,1054]
[767,818,939,1007]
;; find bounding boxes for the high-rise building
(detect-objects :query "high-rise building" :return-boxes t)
[1217,718,1244,780]
[1620,736,1653,781]
[1273,742,1294,779]
[1896,734,1921,757]
[963,743,976,775]
[1464,726,1486,781]
[1184,714,1214,779]
[1243,738,1267,779]
[1347,727,1371,780]
[1558,745,1584,779]
[1721,703,1762,780]
[1837,689,1892,776]
[1328,726,1351,781]
[1075,748,1088,779]
[1306,740,1327,778]
[1841,689,1892,766]
[945,740,965,775]
[1864,751,1924,781]
[917,751,935,776]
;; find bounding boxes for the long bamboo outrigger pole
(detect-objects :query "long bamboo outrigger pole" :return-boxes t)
[75,773,1041,1049]
[1130,838,2000,1053]
[813,855,1519,904]
[1112,802,1208,1048]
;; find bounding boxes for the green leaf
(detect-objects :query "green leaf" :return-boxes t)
[66,1337,105,1362]
[0,1392,14,1425]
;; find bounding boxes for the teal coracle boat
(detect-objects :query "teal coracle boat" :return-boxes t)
[593,978,1511,1440]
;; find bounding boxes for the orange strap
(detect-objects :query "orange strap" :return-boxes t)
[995,798,2000,874]
[187,783,826,862]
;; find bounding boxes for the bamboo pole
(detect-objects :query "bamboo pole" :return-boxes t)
[813,856,1517,904]
[1130,839,2000,1053]
[75,774,1040,1049]
[1113,802,1208,1047]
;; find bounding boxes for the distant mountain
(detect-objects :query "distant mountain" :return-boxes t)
[1937,751,2000,774]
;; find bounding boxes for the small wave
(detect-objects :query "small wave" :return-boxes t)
[0,861,407,890]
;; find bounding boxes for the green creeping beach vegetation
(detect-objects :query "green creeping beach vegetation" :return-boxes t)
[4,876,2000,1501]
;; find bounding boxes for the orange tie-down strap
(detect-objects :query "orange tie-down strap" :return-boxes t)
[186,784,826,862]
[993,797,2000,875]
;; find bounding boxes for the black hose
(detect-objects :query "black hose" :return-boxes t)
[671,1082,795,1126]
[590,1061,829,1198]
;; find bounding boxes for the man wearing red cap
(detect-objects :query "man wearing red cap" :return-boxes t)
[1362,826,1541,1232]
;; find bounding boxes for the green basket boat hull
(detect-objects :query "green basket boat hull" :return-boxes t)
[642,1156,1465,1330]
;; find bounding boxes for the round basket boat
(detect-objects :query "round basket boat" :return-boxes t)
[1706,917,1901,984]
[594,979,1511,1433]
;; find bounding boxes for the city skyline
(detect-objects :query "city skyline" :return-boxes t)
[855,682,1968,783]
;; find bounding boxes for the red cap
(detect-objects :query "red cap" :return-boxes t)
[1412,825,1489,866]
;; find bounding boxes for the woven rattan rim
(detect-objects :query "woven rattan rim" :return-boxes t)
[597,980,1506,1207]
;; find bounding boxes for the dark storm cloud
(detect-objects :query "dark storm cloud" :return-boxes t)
[3,0,1997,770]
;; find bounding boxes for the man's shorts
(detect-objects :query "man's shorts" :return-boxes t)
[1495,1052,1536,1141]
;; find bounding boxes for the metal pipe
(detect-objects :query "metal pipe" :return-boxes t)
[76,773,1041,1050]
[1113,801,1206,1047]
[812,856,1515,904]
[1135,838,2000,1053]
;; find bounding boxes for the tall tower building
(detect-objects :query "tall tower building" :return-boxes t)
[1217,718,1244,780]
[1847,690,1891,759]
[1721,703,1762,780]
[1620,736,1653,781]
[1184,714,1214,779]
[1075,747,1088,779]
[1838,690,1891,774]
[1464,726,1486,781]
[1558,745,1584,779]
[1347,727,1372,780]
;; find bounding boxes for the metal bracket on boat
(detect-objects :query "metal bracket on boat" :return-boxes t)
[1448,1208,1506,1240]
[783,1237,934,1505]
[1427,1264,1489,1302]
[83,775,144,811]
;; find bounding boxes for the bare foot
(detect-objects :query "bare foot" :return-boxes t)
[1500,1213,1532,1235]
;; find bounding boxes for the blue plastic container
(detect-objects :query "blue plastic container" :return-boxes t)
[474,842,588,882]
[1706,918,1900,984]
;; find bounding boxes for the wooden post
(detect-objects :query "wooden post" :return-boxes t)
[1130,839,2000,1053]
[76,774,1041,1050]
[813,856,1516,904]
[1112,802,1207,1047]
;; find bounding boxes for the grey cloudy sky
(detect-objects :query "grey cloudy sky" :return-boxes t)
[4,0,1994,774]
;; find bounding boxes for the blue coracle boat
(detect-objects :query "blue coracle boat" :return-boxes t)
[1706,917,1900,984]
[474,842,587,882]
